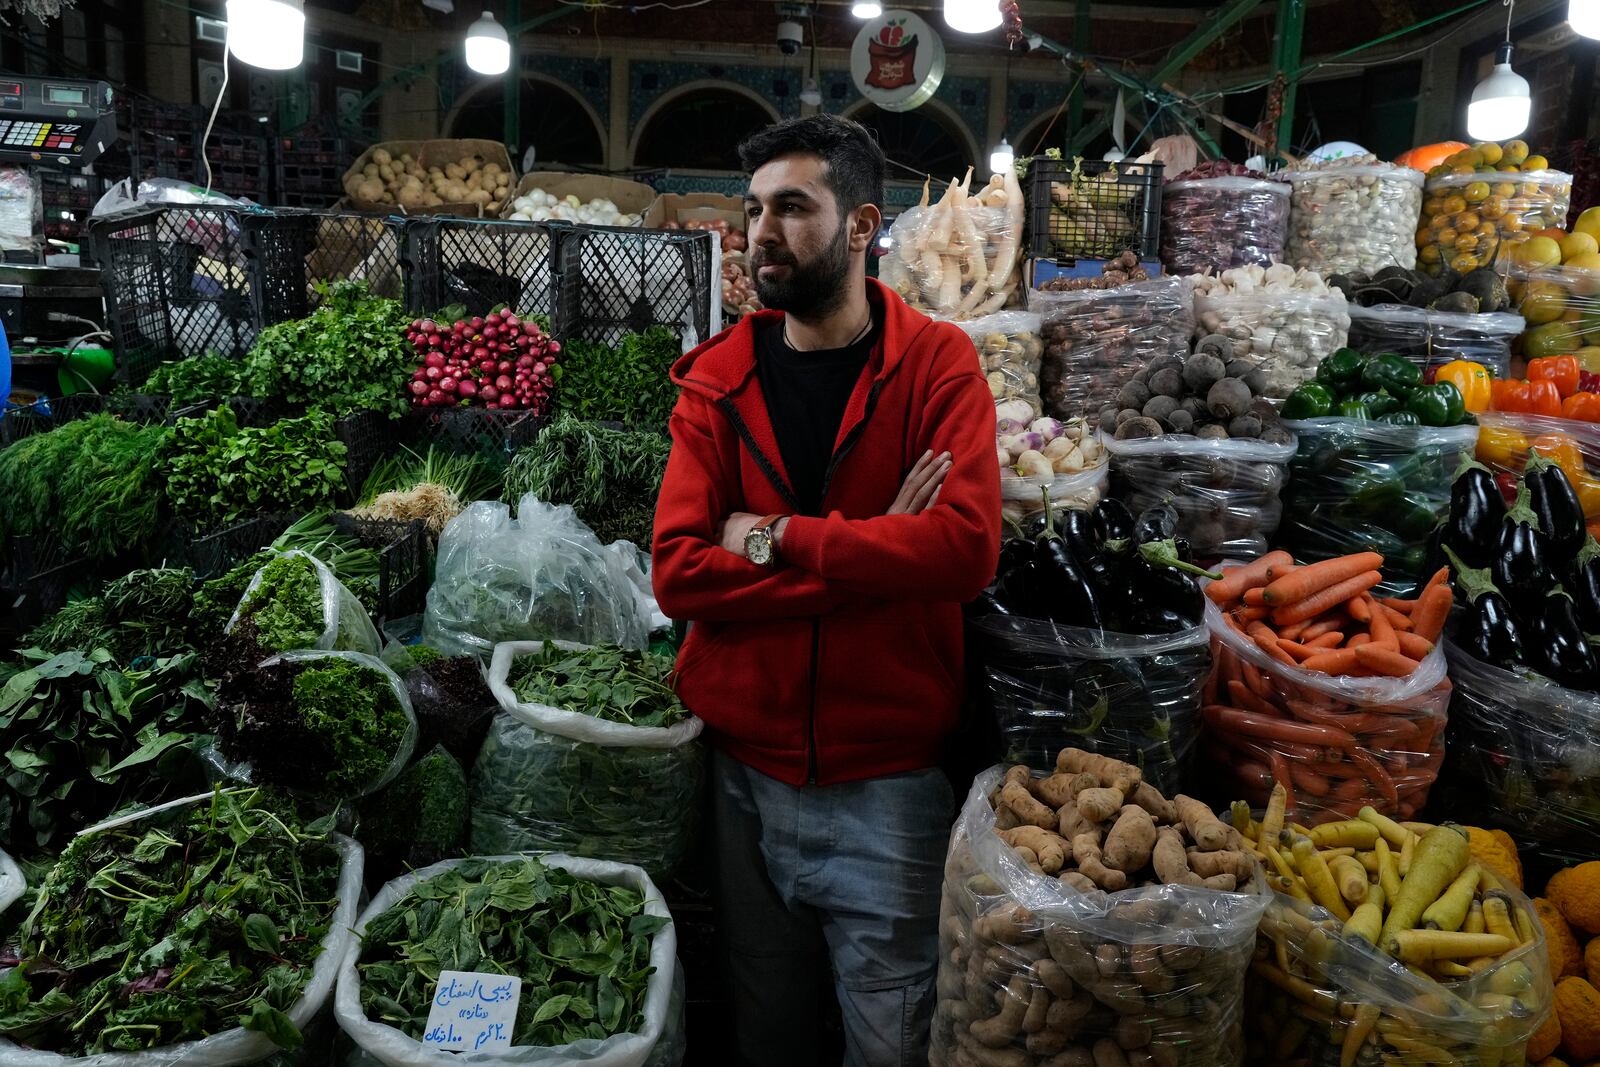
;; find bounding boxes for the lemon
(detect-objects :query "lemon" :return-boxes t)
[1503,139,1530,165]
[1464,181,1491,202]
[1477,142,1504,164]
[1561,232,1600,262]
[1516,235,1563,270]
[1520,281,1568,325]
[1522,154,1549,171]
[1574,206,1600,239]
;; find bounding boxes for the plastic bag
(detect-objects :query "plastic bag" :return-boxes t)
[1420,169,1573,276]
[1439,640,1600,858]
[1159,177,1290,275]
[1192,291,1352,399]
[880,196,1025,319]
[1278,418,1479,596]
[1282,163,1425,276]
[1103,431,1296,562]
[967,616,1208,795]
[1505,264,1600,367]
[470,641,705,879]
[0,167,40,257]
[1247,884,1552,1067]
[1001,463,1109,531]
[226,549,382,656]
[1033,278,1194,426]
[954,311,1044,418]
[424,496,651,658]
[930,767,1270,1067]
[333,854,681,1067]
[0,849,21,918]
[1472,413,1600,532]
[399,654,498,767]
[1201,594,1450,825]
[1346,303,1525,378]
[0,792,364,1067]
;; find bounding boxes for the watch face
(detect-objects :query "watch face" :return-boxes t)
[746,529,772,565]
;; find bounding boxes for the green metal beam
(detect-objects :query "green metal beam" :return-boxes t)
[1271,0,1307,156]
[502,0,522,153]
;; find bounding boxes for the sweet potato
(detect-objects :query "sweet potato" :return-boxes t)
[1104,806,1159,873]
[1056,747,1142,788]
[1000,775,1058,830]
[1073,832,1129,891]
[1174,794,1229,851]
[1077,787,1127,823]
[969,977,1031,1047]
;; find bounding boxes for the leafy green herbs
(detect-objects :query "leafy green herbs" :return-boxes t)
[553,326,680,427]
[356,744,466,886]
[294,659,408,793]
[358,445,499,508]
[234,554,326,653]
[505,414,671,547]
[507,644,689,728]
[0,788,343,1054]
[162,405,349,530]
[25,568,199,661]
[356,857,668,1048]
[0,648,214,854]
[144,355,254,406]
[244,281,415,417]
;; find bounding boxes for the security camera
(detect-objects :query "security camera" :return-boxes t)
[776,19,803,56]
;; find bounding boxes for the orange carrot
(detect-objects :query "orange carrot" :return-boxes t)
[1228,679,1282,718]
[1346,633,1372,648]
[1306,631,1344,650]
[1300,616,1346,641]
[1279,619,1311,642]
[1271,571,1384,626]
[1243,661,1271,699]
[1397,632,1435,659]
[1423,566,1450,593]
[1376,602,1413,631]
[1354,644,1418,676]
[1411,584,1453,643]
[1381,595,1417,614]
[1278,639,1319,661]
[1243,587,1268,607]
[1261,551,1383,606]
[1300,648,1360,674]
[1206,550,1295,603]
[1249,624,1298,667]
[1366,595,1398,651]
[1346,594,1372,624]
[1235,605,1271,623]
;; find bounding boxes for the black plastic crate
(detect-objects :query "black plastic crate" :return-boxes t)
[251,211,408,324]
[329,514,427,623]
[1026,158,1164,262]
[46,393,105,425]
[0,405,52,446]
[170,395,298,429]
[402,217,561,320]
[554,224,715,349]
[103,393,175,424]
[1,556,86,635]
[404,406,544,464]
[165,512,299,580]
[3,532,73,585]
[334,410,397,499]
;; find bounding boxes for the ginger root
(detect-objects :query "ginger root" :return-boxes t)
[1073,832,1129,891]
[1103,806,1158,873]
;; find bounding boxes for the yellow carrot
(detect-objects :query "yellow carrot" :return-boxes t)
[1329,855,1370,905]
[1310,820,1381,850]
[1375,838,1402,905]
[1293,836,1352,922]
[1358,805,1416,850]
[1262,783,1288,845]
[1419,865,1480,932]
[1388,930,1513,963]
[1379,825,1471,946]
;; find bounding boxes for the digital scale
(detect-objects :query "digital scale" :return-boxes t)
[0,78,116,169]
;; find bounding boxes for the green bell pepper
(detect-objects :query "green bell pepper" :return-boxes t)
[1316,348,1368,389]
[1377,410,1423,427]
[1352,390,1402,417]
[1335,398,1373,419]
[1404,382,1467,427]
[1359,353,1423,398]
[1348,470,1407,516]
[1282,382,1334,419]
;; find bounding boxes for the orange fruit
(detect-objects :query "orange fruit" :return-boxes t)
[1443,195,1468,215]
[1438,227,1460,246]
[1465,181,1491,201]
[1450,253,1480,273]
[1503,139,1530,165]
[1523,154,1550,171]
[1456,233,1481,252]
[1481,197,1508,219]
[1478,142,1505,164]
[1457,211,1482,231]
[1494,182,1517,198]
[1420,244,1443,264]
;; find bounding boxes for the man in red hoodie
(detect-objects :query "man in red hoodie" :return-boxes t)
[652,115,1000,1066]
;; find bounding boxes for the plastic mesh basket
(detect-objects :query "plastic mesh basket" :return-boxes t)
[555,225,715,348]
[164,512,299,580]
[329,514,427,623]
[334,410,397,499]
[402,217,561,319]
[402,406,544,464]
[0,406,52,446]
[251,211,408,325]
[1027,159,1164,261]
[103,393,175,424]
[170,395,301,429]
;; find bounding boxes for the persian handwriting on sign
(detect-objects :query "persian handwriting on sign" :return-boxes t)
[422,971,522,1052]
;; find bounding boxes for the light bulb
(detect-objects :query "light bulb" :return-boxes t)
[800,77,822,106]
[225,0,304,70]
[878,234,894,250]
[1571,0,1600,39]
[465,11,511,76]
[1467,43,1531,141]
[1103,148,1126,163]
[989,138,1014,175]
[852,1,884,16]
[944,0,1001,33]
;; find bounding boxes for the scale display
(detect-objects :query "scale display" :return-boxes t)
[0,79,115,168]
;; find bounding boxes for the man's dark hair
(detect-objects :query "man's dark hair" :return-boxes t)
[738,114,886,214]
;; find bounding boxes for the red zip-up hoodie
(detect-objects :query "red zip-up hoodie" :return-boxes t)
[651,279,1001,786]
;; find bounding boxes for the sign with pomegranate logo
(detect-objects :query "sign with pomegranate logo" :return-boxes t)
[850,9,945,112]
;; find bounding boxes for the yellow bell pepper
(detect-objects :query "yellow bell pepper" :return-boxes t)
[1530,433,1587,485]
[1575,471,1600,520]
[1476,424,1529,470]
[1435,360,1492,413]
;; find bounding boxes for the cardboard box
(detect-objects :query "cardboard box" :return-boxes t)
[501,171,658,220]
[342,139,516,217]
[643,192,746,233]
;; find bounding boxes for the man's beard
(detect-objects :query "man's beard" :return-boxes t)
[751,220,852,319]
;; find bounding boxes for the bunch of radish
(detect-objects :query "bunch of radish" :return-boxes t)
[404,311,559,411]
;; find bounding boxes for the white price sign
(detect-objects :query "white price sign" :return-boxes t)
[423,971,521,1052]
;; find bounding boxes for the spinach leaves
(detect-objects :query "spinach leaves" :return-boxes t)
[244,281,416,417]
[507,644,689,729]
[144,355,254,406]
[0,788,343,1054]
[25,567,199,662]
[357,857,668,1048]
[553,327,680,428]
[162,406,349,531]
[504,415,672,547]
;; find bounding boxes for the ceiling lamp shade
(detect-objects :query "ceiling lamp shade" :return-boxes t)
[1571,0,1600,39]
[989,138,1014,175]
[800,77,822,106]
[1467,43,1531,141]
[465,12,512,76]
[944,0,1001,34]
[851,1,884,17]
[224,0,305,69]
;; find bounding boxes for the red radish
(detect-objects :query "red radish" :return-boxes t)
[409,380,428,397]
[497,361,512,373]
[440,377,458,394]
[504,315,520,329]
[483,327,498,340]
[427,389,445,405]
[424,352,446,369]
[481,385,500,402]
[424,366,443,381]
[495,375,513,391]
[458,380,478,398]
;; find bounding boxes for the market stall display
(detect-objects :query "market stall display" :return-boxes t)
[344,140,515,215]
[881,169,1025,319]
[1282,156,1424,276]
[1191,265,1352,398]
[1027,157,1165,261]
[403,308,561,413]
[1159,164,1290,275]
[1418,140,1573,275]
[1506,265,1600,366]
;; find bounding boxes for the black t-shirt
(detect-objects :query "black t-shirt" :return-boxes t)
[755,315,880,516]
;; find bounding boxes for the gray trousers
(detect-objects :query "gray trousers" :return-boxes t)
[711,749,954,1067]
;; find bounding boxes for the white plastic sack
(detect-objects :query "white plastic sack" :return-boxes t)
[953,310,1044,417]
[0,849,21,918]
[1282,163,1424,276]
[225,549,381,656]
[603,542,670,635]
[424,496,651,657]
[333,854,680,1067]
[1160,176,1290,275]
[0,791,364,1067]
[880,192,1025,320]
[999,463,1108,531]
[1345,303,1524,378]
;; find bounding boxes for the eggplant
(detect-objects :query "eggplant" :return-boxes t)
[1133,538,1221,625]
[1524,452,1586,563]
[994,561,1041,618]
[1445,455,1507,569]
[970,590,1012,617]
[1527,586,1595,687]
[1493,482,1553,613]
[1445,546,1522,669]
[1035,493,1102,629]
[998,537,1034,580]
[1571,536,1600,633]
[1093,498,1137,544]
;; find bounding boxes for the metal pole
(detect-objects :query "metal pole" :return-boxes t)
[502,0,522,155]
[1271,0,1307,154]
[1068,0,1089,138]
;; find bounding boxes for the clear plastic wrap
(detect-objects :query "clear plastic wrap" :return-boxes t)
[470,640,705,879]
[1440,640,1600,857]
[1505,264,1600,367]
[1278,419,1479,595]
[1033,278,1194,426]
[1103,431,1297,562]
[1474,413,1600,525]
[930,767,1270,1067]
[334,854,681,1067]
[226,548,382,656]
[1419,169,1573,276]
[880,180,1026,319]
[424,495,652,658]
[1283,163,1425,275]
[956,311,1044,417]
[0,793,364,1067]
[1247,883,1553,1067]
[1159,177,1290,275]
[967,616,1208,795]
[1000,464,1109,530]
[1192,291,1352,398]
[0,850,20,918]
[1345,303,1525,378]
[0,166,39,257]
[1202,594,1450,824]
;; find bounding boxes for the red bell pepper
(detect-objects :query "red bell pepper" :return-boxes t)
[1492,378,1562,416]
[1528,355,1581,399]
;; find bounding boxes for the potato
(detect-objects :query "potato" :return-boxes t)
[362,163,379,178]
[443,162,463,181]
[467,189,491,206]
[424,193,443,207]
[400,152,415,166]
[357,178,384,201]
[372,147,392,166]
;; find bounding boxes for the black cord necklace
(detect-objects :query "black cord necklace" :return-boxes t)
[783,312,873,353]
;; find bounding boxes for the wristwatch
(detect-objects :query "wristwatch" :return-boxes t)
[744,514,783,567]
